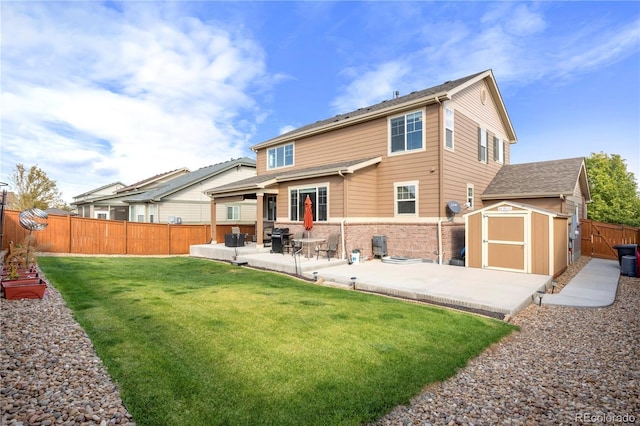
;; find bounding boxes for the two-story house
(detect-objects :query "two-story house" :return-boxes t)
[205,70,516,262]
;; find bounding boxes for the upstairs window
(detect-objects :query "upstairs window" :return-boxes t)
[445,108,454,150]
[395,182,418,216]
[390,110,424,154]
[267,143,294,169]
[493,136,504,163]
[477,127,488,163]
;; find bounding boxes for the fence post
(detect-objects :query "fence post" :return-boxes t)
[67,214,72,253]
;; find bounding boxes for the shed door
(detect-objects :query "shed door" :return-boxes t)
[482,213,528,273]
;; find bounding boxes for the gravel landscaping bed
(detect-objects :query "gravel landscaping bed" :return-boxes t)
[2,256,638,425]
[373,261,640,425]
[1,284,135,425]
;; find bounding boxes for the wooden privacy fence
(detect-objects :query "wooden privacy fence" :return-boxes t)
[580,218,640,260]
[1,210,211,255]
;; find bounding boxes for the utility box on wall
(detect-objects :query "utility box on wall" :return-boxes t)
[372,235,387,258]
[464,201,569,277]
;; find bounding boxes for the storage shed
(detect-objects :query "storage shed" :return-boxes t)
[464,201,569,277]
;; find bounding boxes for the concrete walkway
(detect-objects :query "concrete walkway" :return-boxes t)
[191,243,552,318]
[543,258,621,307]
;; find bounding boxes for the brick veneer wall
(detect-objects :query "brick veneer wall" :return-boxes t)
[275,221,466,263]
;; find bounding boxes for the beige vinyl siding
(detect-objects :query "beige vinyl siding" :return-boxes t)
[453,79,510,140]
[186,166,256,200]
[216,201,257,223]
[156,201,212,224]
[346,165,379,217]
[259,104,441,219]
[443,111,504,212]
[257,119,387,175]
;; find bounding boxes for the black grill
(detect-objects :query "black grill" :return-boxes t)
[270,228,289,254]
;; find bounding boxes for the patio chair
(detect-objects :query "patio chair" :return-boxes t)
[316,233,340,261]
[263,227,273,247]
[285,232,304,255]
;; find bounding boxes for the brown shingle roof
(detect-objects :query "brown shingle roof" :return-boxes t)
[205,157,380,195]
[252,70,490,150]
[483,157,589,199]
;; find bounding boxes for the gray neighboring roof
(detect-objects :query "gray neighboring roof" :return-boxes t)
[123,157,256,202]
[205,157,382,196]
[483,157,591,201]
[73,181,126,199]
[116,167,190,193]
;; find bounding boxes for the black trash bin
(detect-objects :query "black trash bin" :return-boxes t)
[621,255,638,277]
[613,244,638,265]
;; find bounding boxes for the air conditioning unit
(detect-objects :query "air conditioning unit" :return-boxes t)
[168,216,176,224]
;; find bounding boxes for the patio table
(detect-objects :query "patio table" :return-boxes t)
[292,237,326,258]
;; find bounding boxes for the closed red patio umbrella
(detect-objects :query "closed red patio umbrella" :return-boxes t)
[303,195,313,238]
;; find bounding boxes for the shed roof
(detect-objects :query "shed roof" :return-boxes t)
[464,200,571,218]
[482,157,591,202]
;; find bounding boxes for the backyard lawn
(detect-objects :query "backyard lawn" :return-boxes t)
[38,256,516,426]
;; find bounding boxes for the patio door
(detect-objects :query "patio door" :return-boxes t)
[481,213,528,273]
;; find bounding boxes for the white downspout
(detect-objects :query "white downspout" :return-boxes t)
[341,219,346,260]
[338,169,347,260]
[438,218,444,265]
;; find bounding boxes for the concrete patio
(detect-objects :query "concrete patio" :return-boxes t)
[190,242,553,318]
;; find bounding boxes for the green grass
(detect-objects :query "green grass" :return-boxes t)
[38,256,516,426]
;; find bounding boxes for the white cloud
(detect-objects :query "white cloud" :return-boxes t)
[1,2,274,202]
[330,4,639,112]
[331,61,410,113]
[279,125,296,135]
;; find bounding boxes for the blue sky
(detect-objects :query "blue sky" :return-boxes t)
[2,1,639,204]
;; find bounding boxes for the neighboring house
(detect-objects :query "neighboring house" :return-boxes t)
[123,158,256,224]
[72,158,257,225]
[482,157,591,261]
[72,181,129,219]
[205,69,516,262]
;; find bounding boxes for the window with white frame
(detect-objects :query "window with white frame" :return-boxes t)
[289,186,328,221]
[493,136,504,163]
[136,205,145,222]
[149,204,155,223]
[445,108,454,150]
[227,205,240,221]
[394,182,418,216]
[390,110,424,154]
[478,127,488,163]
[466,184,474,209]
[267,143,294,169]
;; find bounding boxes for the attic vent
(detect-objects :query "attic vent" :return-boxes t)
[393,90,399,99]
